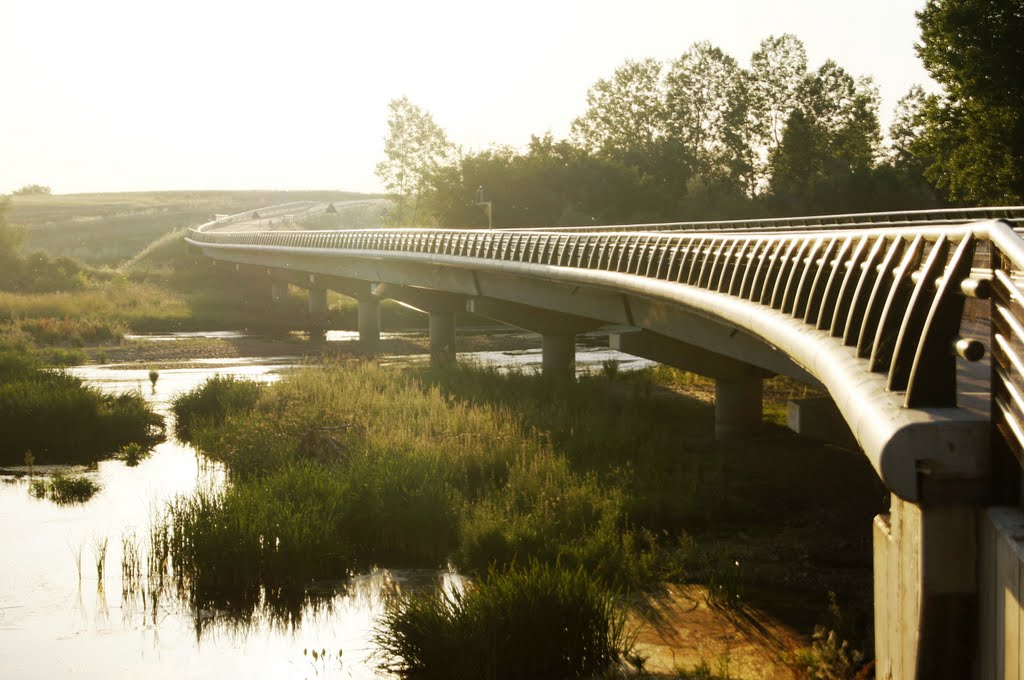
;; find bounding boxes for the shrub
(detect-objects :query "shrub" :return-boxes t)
[0,352,164,465]
[30,474,101,504]
[171,374,264,442]
[375,561,632,680]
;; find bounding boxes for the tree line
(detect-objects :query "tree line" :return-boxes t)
[376,0,1023,228]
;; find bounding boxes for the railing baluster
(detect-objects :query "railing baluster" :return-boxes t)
[869,235,925,373]
[888,235,953,393]
[904,235,977,406]
[842,236,888,346]
[786,238,823,316]
[728,240,753,296]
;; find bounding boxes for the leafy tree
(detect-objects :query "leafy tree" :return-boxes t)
[664,42,758,195]
[12,184,51,196]
[571,58,667,164]
[375,97,457,225]
[768,62,884,213]
[913,0,1024,203]
[747,34,808,189]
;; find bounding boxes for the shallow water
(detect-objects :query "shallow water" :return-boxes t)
[0,357,422,679]
[0,336,649,678]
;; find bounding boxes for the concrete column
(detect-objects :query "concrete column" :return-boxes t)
[714,376,762,440]
[271,282,288,304]
[307,288,328,344]
[429,311,457,366]
[873,496,977,679]
[541,334,576,380]
[358,297,381,348]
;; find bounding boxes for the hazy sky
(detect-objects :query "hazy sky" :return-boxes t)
[1,0,935,195]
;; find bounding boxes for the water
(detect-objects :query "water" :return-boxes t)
[0,334,649,678]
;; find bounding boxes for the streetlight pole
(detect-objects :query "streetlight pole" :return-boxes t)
[475,186,493,229]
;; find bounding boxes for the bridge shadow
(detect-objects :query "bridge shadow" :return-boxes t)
[422,363,888,658]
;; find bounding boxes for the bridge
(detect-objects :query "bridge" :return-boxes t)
[188,203,1024,679]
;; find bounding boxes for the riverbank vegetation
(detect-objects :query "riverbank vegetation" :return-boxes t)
[0,345,163,466]
[161,360,882,676]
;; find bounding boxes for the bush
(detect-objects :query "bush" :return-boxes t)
[375,561,632,680]
[0,349,164,465]
[30,473,101,504]
[171,374,264,443]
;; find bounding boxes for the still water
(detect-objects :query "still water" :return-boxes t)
[0,336,650,679]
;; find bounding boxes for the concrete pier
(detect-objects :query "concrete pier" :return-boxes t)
[541,334,576,380]
[358,297,381,348]
[429,311,457,366]
[713,376,762,440]
[307,288,328,343]
[271,281,288,304]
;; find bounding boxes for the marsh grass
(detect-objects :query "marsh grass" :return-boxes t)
[93,536,109,587]
[31,474,101,504]
[171,374,264,443]
[375,561,632,680]
[119,442,149,467]
[121,533,144,600]
[0,346,164,465]
[158,360,715,628]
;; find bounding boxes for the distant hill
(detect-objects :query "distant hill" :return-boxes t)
[7,190,388,266]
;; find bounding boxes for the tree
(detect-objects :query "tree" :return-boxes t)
[375,97,457,225]
[571,58,667,165]
[12,184,51,196]
[665,42,751,190]
[913,0,1024,203]
[768,62,884,213]
[747,34,808,189]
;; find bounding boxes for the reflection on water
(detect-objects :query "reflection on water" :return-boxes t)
[0,335,646,678]
[0,356,400,679]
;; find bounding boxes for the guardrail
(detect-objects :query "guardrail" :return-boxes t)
[187,205,1024,492]
[506,206,1024,233]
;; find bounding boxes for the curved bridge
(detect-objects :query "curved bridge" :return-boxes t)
[188,204,1024,679]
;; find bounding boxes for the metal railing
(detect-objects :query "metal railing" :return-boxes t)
[187,205,1024,490]
[505,206,1024,233]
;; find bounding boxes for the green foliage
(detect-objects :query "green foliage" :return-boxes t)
[571,58,667,161]
[374,562,632,680]
[913,0,1024,203]
[402,31,943,228]
[0,198,92,293]
[157,362,713,623]
[171,374,264,443]
[376,97,458,225]
[30,473,101,504]
[12,184,51,196]
[0,346,164,465]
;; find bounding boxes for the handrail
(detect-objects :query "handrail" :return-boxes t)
[186,204,1024,500]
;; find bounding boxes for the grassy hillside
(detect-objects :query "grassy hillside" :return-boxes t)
[7,190,388,265]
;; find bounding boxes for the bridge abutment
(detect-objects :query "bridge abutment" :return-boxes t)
[873,496,977,679]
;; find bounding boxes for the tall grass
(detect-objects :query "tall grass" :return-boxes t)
[171,374,264,443]
[160,360,710,624]
[375,561,632,680]
[0,346,164,465]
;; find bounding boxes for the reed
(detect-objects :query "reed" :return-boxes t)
[0,347,164,465]
[375,561,632,680]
